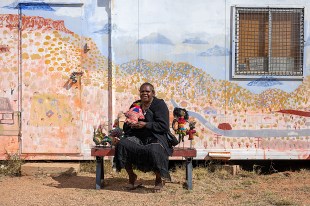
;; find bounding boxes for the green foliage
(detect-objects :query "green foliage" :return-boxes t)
[0,152,24,176]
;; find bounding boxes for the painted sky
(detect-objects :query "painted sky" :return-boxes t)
[1,0,310,93]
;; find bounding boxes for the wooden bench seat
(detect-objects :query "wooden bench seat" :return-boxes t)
[91,146,197,190]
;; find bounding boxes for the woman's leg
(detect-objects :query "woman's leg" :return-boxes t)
[155,171,161,184]
[125,163,137,185]
[154,171,164,191]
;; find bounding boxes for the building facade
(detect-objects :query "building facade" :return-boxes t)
[0,0,309,160]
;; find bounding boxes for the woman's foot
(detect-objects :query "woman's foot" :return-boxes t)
[126,173,142,190]
[154,178,164,192]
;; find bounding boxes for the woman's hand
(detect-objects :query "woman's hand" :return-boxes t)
[111,136,120,145]
[130,121,146,129]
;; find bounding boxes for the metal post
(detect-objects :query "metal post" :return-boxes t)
[95,156,103,189]
[106,0,113,131]
[186,157,193,190]
[17,5,23,154]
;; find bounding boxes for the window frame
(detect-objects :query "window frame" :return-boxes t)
[231,6,305,80]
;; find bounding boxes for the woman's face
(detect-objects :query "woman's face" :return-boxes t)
[139,85,155,103]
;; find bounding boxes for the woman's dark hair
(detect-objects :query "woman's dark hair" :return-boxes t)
[140,82,155,93]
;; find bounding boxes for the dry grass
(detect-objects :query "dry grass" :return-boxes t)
[78,160,309,206]
[80,160,97,173]
[0,160,309,206]
[191,165,309,206]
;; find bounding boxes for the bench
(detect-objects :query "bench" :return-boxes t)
[91,146,197,190]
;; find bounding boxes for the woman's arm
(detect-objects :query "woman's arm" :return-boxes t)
[123,122,131,134]
[145,99,169,133]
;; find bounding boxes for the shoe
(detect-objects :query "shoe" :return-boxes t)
[125,182,142,190]
[125,173,142,190]
[154,179,164,192]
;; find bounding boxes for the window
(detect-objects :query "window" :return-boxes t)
[232,7,304,78]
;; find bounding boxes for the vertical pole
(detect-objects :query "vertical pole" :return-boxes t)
[96,156,103,189]
[17,5,23,154]
[185,158,188,181]
[186,157,193,190]
[101,156,104,183]
[107,0,113,131]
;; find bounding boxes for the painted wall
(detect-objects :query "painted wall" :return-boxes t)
[0,0,309,160]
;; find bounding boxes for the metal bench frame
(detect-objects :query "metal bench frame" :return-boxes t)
[91,146,197,190]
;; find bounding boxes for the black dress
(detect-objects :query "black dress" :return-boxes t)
[113,97,172,180]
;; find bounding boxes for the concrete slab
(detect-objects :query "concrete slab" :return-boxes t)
[21,162,80,176]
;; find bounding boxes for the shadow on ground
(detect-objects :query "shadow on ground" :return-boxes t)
[47,175,169,193]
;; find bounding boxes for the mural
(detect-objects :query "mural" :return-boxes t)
[0,0,309,160]
[0,97,14,125]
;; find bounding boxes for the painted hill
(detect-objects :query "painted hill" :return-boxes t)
[117,59,257,110]
[116,59,309,112]
[285,76,310,110]
[0,14,73,34]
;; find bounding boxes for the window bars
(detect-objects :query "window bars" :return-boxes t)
[234,7,304,77]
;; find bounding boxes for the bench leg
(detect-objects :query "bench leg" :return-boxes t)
[95,156,104,189]
[186,157,193,190]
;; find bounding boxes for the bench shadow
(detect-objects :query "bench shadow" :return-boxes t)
[47,175,159,193]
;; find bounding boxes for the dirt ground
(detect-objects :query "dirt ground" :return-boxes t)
[0,163,309,206]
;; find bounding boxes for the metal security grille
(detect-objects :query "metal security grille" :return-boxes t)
[234,7,304,76]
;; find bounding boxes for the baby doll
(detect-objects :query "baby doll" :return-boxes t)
[187,121,196,141]
[172,107,189,142]
[124,103,145,124]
